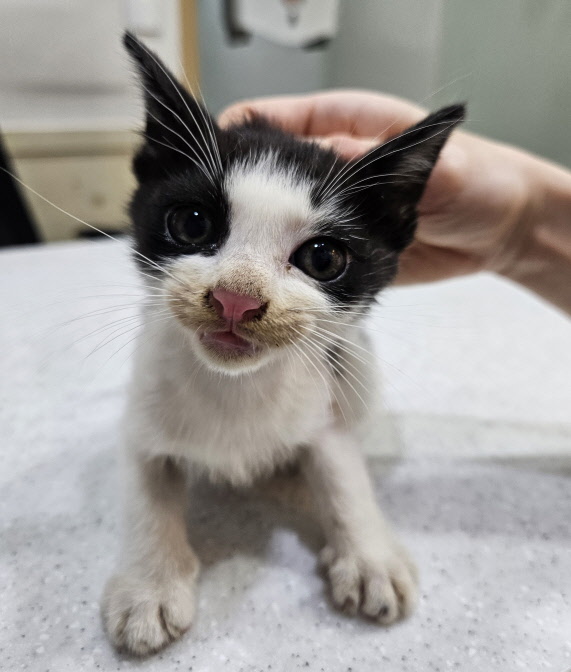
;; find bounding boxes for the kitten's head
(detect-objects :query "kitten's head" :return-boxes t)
[124,32,464,375]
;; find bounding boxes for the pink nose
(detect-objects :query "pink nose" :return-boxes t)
[210,288,266,325]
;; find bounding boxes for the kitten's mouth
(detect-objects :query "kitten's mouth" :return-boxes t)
[199,329,260,357]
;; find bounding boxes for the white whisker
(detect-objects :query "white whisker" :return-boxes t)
[0,168,178,281]
[144,105,216,186]
[177,58,224,176]
[321,119,458,204]
[295,328,367,417]
[136,39,221,181]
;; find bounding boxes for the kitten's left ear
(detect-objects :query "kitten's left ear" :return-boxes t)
[123,31,220,182]
[345,104,465,250]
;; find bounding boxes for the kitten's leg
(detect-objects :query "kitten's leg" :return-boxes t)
[102,454,199,655]
[302,429,417,624]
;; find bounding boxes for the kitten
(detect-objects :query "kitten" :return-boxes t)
[102,31,464,656]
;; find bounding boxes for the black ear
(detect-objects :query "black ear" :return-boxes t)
[123,31,220,182]
[344,104,465,250]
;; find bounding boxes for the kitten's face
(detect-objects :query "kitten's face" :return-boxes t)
[124,32,463,375]
[156,155,349,373]
[132,145,378,374]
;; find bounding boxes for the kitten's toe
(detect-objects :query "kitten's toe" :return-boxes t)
[102,571,197,656]
[320,542,418,625]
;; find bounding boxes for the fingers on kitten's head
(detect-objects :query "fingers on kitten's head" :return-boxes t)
[312,135,378,160]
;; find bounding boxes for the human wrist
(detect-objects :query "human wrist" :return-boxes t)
[500,152,571,314]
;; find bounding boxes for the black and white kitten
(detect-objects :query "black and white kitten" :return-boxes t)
[102,32,464,655]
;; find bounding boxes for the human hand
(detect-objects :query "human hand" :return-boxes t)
[219,90,533,285]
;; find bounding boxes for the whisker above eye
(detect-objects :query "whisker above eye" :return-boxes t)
[144,109,217,186]
[142,132,216,188]
[135,38,222,182]
[139,82,220,186]
[177,57,224,177]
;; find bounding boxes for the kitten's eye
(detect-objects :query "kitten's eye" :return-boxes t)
[291,238,347,282]
[166,206,213,246]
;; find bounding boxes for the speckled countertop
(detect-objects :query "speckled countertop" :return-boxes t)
[1,240,570,672]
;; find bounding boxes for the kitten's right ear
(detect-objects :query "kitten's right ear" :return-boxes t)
[123,31,220,182]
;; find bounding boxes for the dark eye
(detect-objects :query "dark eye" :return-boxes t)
[291,238,347,282]
[166,206,213,246]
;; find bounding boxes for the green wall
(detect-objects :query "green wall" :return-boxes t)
[436,0,571,167]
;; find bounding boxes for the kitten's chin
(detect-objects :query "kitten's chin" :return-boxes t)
[192,329,272,375]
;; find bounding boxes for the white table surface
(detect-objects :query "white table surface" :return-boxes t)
[1,239,570,672]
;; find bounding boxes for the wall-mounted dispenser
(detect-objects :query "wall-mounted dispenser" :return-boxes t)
[224,0,340,49]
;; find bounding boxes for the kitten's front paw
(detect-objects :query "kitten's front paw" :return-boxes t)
[102,570,197,656]
[319,541,418,625]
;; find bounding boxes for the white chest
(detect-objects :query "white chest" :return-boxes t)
[126,320,333,485]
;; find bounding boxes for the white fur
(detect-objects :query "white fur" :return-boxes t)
[102,156,417,655]
[225,152,343,261]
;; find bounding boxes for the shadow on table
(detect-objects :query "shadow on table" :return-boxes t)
[185,470,323,569]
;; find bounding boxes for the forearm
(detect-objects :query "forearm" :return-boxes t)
[501,155,571,315]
